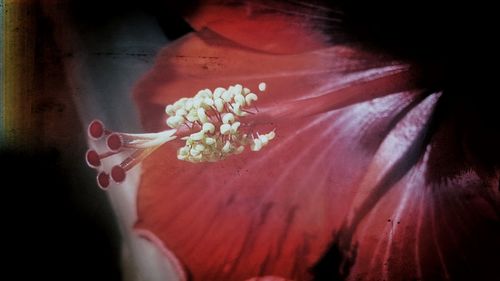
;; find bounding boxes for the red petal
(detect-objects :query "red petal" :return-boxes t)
[135,94,422,280]
[133,29,420,280]
[321,93,500,280]
[184,0,335,54]
[133,29,407,132]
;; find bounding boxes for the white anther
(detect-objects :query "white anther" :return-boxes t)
[179,146,190,156]
[195,90,205,98]
[190,131,205,141]
[186,137,195,145]
[214,98,224,112]
[203,97,214,106]
[222,113,235,124]
[251,138,263,151]
[213,87,225,99]
[258,134,269,145]
[192,153,203,161]
[204,137,216,145]
[166,116,184,128]
[194,144,205,152]
[222,141,232,153]
[165,104,175,115]
[190,148,201,156]
[231,122,241,133]
[177,154,187,160]
[197,108,208,123]
[232,103,242,116]
[184,99,193,110]
[266,131,276,140]
[233,84,243,95]
[235,146,245,154]
[221,90,233,102]
[234,93,245,105]
[245,93,258,105]
[193,97,203,108]
[243,87,251,95]
[196,89,211,99]
[258,82,266,92]
[175,108,188,116]
[202,122,215,134]
[173,98,187,108]
[186,110,199,122]
[220,124,232,135]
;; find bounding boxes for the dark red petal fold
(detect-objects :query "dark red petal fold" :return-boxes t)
[344,95,500,280]
[184,0,335,54]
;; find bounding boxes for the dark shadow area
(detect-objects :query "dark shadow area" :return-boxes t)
[1,148,122,281]
[68,0,194,41]
[310,228,357,281]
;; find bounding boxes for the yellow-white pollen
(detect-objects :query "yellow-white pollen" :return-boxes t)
[164,82,275,163]
[214,87,224,98]
[214,98,224,112]
[245,93,258,105]
[251,139,263,151]
[202,122,215,133]
[220,124,232,135]
[222,113,235,124]
[258,82,267,92]
[190,131,205,141]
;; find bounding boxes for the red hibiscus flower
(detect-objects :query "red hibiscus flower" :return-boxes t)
[86,1,499,280]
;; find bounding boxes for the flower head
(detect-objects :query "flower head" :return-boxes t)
[84,1,499,280]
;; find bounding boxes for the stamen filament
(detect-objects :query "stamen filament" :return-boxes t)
[86,149,119,168]
[106,130,177,151]
[110,147,157,183]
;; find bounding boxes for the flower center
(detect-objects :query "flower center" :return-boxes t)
[85,83,274,189]
[165,83,275,162]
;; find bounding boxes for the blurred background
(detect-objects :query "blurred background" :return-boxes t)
[1,1,192,280]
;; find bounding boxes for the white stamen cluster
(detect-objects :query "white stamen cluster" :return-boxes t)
[164,83,274,163]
